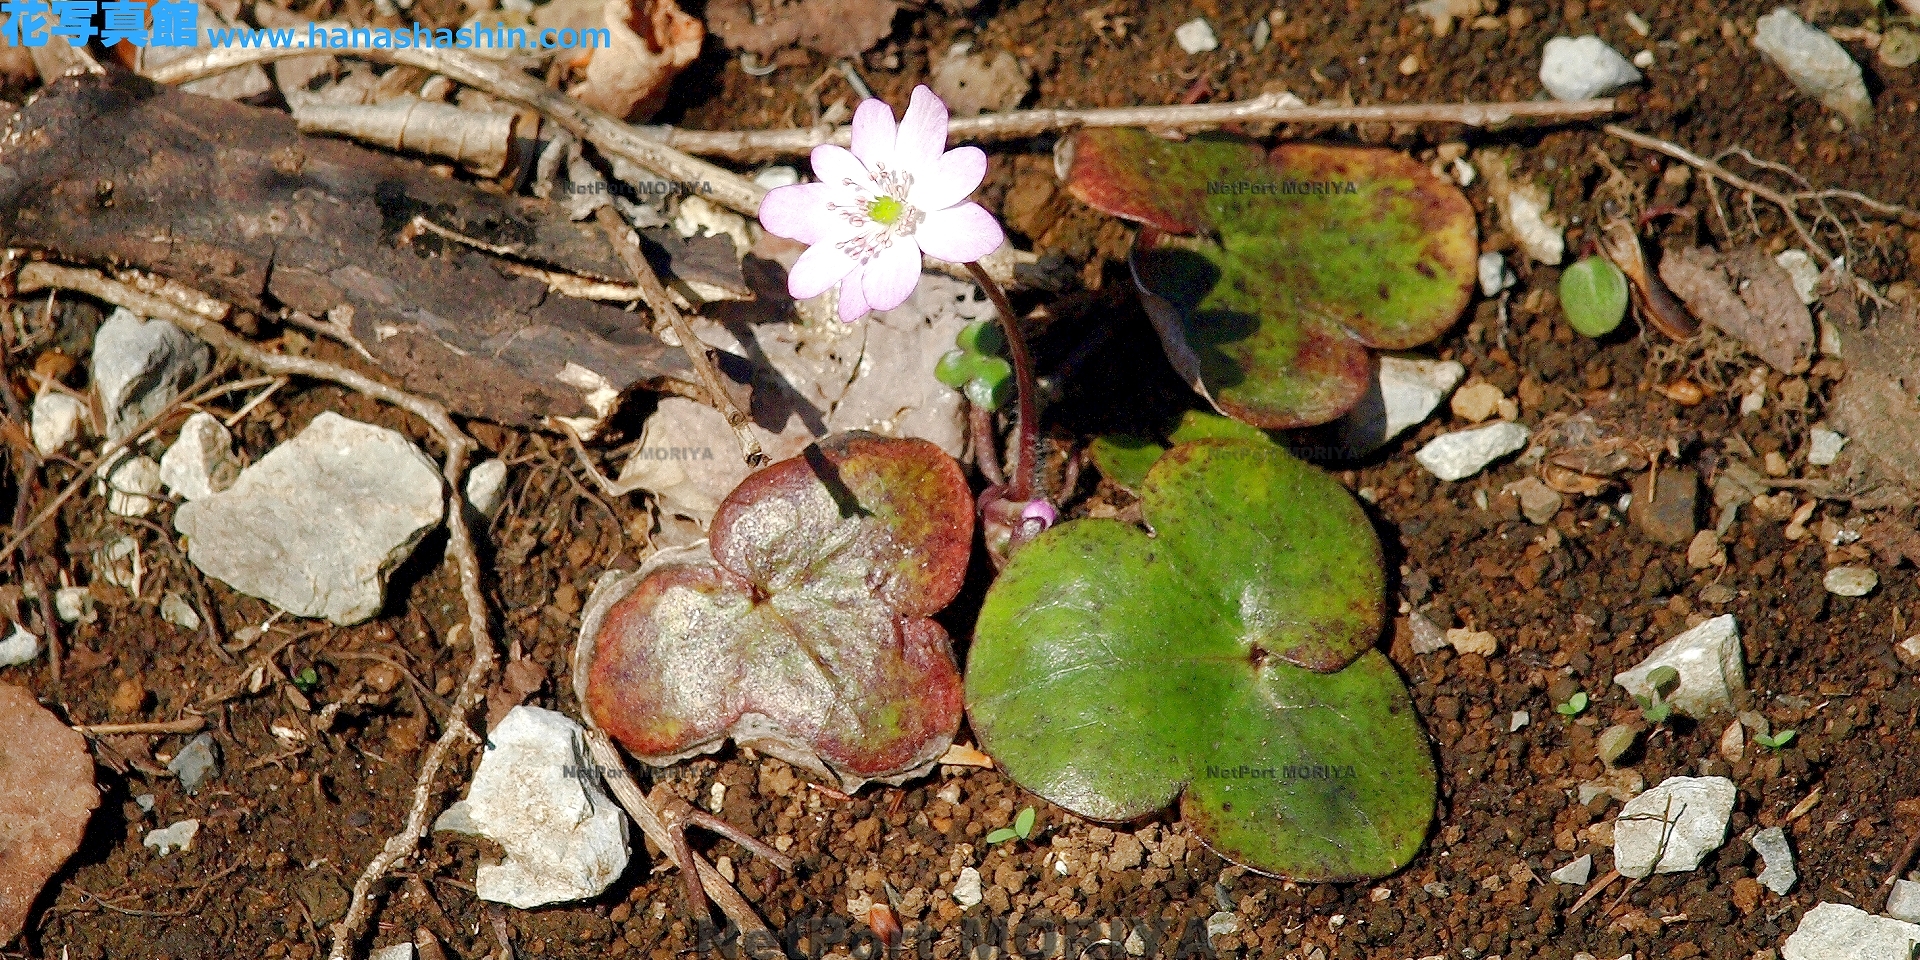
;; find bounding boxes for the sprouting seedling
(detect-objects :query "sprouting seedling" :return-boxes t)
[1754,729,1797,751]
[1560,255,1629,338]
[1555,691,1589,717]
[935,321,1014,410]
[292,666,320,693]
[986,806,1037,845]
[1634,665,1680,724]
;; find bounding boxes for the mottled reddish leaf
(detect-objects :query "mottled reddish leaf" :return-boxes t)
[1,684,100,944]
[582,433,973,789]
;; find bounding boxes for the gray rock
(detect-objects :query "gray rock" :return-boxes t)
[1174,18,1219,54]
[953,866,984,908]
[160,412,239,501]
[1550,854,1593,885]
[1505,476,1563,525]
[465,459,509,520]
[1478,251,1515,297]
[92,308,212,442]
[0,622,39,667]
[1781,902,1920,960]
[1612,775,1735,878]
[1540,35,1643,101]
[30,391,86,456]
[1408,610,1450,654]
[1414,421,1530,481]
[166,733,219,794]
[1808,426,1848,466]
[1205,912,1239,939]
[142,819,200,856]
[1886,879,1920,923]
[1823,566,1877,597]
[1328,356,1466,456]
[175,412,445,625]
[102,454,163,518]
[1755,8,1874,126]
[434,706,628,907]
[159,592,201,632]
[1614,614,1746,718]
[1751,826,1798,895]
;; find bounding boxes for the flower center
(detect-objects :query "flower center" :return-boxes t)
[867,195,906,225]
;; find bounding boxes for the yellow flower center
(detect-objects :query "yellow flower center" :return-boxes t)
[867,195,905,225]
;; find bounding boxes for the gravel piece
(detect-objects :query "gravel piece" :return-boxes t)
[1539,35,1642,100]
[1824,566,1878,597]
[1808,426,1848,466]
[166,732,219,794]
[1612,776,1735,877]
[953,867,983,908]
[92,307,213,442]
[1174,18,1218,54]
[1614,614,1746,718]
[1885,879,1920,923]
[30,392,85,456]
[0,623,39,667]
[1478,251,1514,296]
[1754,8,1873,126]
[1751,826,1797,895]
[1549,854,1593,885]
[143,819,200,856]
[160,412,240,501]
[1414,421,1530,481]
[1782,902,1920,959]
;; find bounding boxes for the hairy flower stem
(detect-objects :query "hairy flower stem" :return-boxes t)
[964,261,1039,504]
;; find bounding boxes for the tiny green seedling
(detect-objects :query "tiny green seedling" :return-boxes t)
[1634,666,1680,724]
[935,321,1015,410]
[1560,255,1629,337]
[986,806,1037,845]
[1754,729,1797,751]
[292,666,320,693]
[1555,691,1589,717]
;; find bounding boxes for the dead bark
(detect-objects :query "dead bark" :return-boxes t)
[0,71,747,433]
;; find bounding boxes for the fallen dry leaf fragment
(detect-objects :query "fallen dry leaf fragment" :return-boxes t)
[706,0,900,59]
[572,0,704,121]
[0,683,101,944]
[1658,246,1813,374]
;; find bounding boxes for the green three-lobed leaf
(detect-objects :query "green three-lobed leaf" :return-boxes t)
[584,433,974,788]
[967,439,1435,880]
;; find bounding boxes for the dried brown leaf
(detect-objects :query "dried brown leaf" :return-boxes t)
[706,0,900,59]
[0,684,100,944]
[571,0,703,122]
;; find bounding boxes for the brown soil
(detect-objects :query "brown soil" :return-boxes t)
[9,1,1920,959]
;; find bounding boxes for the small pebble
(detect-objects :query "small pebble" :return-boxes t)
[1882,27,1920,68]
[1539,35,1642,101]
[1445,627,1498,657]
[1597,724,1638,768]
[1450,381,1504,423]
[1751,826,1798,895]
[1887,878,1920,923]
[1807,426,1848,466]
[1550,854,1593,885]
[167,733,220,794]
[1754,8,1873,126]
[1478,252,1513,296]
[1414,421,1530,481]
[143,819,200,856]
[0,622,40,667]
[1895,634,1920,667]
[1633,49,1655,68]
[1775,249,1821,304]
[1823,566,1877,597]
[1174,18,1218,54]
[1509,711,1530,732]
[953,867,983,908]
[1628,468,1700,546]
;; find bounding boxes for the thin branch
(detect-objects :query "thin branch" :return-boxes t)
[12,261,495,960]
[651,94,1625,160]
[593,205,765,467]
[1603,124,1835,267]
[144,44,767,219]
[73,717,207,736]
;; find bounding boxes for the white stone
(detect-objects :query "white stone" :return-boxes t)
[1808,426,1848,466]
[103,455,164,518]
[953,866,983,908]
[1612,776,1735,878]
[1781,902,1920,960]
[1755,8,1874,126]
[1174,18,1219,54]
[1751,826,1797,895]
[1478,251,1515,297]
[433,706,629,908]
[1550,854,1593,885]
[1506,187,1565,265]
[160,592,201,631]
[92,307,212,441]
[465,459,509,520]
[1633,49,1655,68]
[0,622,40,666]
[1824,566,1878,597]
[160,412,239,501]
[370,945,414,960]
[30,391,86,456]
[1540,36,1643,101]
[1886,879,1920,923]
[1510,711,1530,732]
[751,166,799,190]
[143,819,200,856]
[1613,614,1746,718]
[1205,912,1239,939]
[1776,249,1821,304]
[1331,357,1465,456]
[1414,421,1531,481]
[54,586,94,623]
[174,412,445,625]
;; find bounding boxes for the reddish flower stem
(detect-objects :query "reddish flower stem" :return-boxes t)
[963,261,1039,504]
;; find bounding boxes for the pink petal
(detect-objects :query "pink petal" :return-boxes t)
[861,239,923,313]
[913,202,1005,264]
[849,97,898,171]
[893,85,950,180]
[908,146,988,212]
[787,242,858,300]
[757,182,839,245]
[810,143,875,195]
[836,264,872,322]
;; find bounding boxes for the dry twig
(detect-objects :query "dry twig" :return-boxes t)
[13,261,495,960]
[653,94,1625,160]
